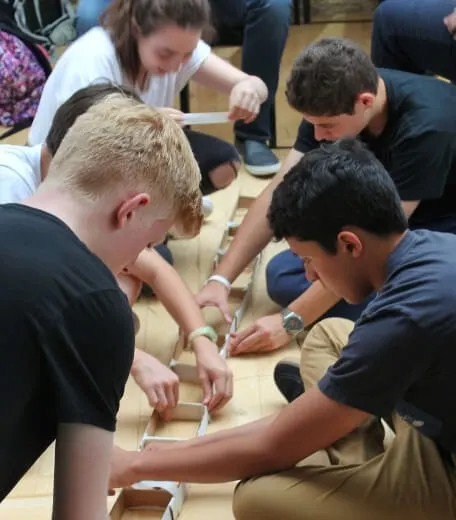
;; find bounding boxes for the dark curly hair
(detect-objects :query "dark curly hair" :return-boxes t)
[286,38,379,116]
[267,138,407,253]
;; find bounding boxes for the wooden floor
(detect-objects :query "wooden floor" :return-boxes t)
[0,22,371,519]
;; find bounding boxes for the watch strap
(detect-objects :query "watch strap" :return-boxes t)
[281,308,305,335]
[187,325,218,346]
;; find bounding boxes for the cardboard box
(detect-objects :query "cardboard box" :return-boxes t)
[110,483,186,520]
[140,402,209,448]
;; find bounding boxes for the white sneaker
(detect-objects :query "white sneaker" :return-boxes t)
[201,196,214,218]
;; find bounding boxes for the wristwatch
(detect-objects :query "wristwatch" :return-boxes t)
[280,308,305,336]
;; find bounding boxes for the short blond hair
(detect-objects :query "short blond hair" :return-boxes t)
[47,93,202,236]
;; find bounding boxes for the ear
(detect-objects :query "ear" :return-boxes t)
[114,193,150,230]
[337,231,363,258]
[357,92,375,109]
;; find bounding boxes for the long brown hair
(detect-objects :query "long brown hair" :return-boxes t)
[100,0,212,84]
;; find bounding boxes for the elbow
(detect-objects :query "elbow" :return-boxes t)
[250,433,295,476]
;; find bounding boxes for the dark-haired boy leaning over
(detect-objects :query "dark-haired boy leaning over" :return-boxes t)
[110,139,456,520]
[195,37,456,380]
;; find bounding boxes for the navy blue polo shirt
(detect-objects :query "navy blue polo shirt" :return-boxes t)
[319,229,456,453]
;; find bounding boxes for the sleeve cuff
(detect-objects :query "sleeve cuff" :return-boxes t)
[318,374,393,419]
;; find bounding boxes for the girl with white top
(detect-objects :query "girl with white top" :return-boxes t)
[29,0,268,201]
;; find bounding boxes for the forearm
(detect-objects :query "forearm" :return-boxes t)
[173,413,277,449]
[131,347,149,374]
[134,415,277,483]
[288,281,340,326]
[131,251,206,334]
[214,149,304,282]
[54,424,113,520]
[214,191,274,282]
[150,268,205,334]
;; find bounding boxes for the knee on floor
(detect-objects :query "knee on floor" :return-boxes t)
[373,0,401,26]
[208,160,240,190]
[232,478,274,520]
[255,0,293,21]
[265,253,293,306]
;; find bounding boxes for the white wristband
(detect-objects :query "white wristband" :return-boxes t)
[206,274,231,290]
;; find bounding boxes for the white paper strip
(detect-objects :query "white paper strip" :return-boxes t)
[182,112,230,126]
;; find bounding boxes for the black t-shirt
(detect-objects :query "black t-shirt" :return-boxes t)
[294,68,456,229]
[319,230,456,453]
[0,204,134,500]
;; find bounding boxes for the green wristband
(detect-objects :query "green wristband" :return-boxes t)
[188,326,218,345]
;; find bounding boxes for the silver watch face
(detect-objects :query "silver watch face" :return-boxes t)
[282,311,304,334]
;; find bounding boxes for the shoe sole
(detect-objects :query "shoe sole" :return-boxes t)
[245,161,282,177]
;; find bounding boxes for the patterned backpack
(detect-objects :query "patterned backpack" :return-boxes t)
[0,1,53,138]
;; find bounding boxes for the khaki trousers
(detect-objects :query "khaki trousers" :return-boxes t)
[233,318,456,520]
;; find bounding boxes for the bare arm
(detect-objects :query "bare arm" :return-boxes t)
[126,249,232,412]
[193,53,249,92]
[193,53,267,101]
[215,148,304,282]
[127,249,207,336]
[402,200,420,218]
[53,423,112,520]
[119,387,367,485]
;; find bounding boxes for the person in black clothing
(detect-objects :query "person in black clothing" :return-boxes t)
[0,94,201,519]
[194,36,456,381]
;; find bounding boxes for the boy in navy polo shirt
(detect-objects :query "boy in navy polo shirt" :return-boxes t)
[110,139,456,520]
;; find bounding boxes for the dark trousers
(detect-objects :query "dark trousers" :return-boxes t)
[371,0,456,82]
[209,0,292,142]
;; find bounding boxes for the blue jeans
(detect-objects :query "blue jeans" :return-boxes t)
[372,0,456,82]
[75,0,111,36]
[210,0,292,142]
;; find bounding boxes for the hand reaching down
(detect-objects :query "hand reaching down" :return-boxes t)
[193,337,233,412]
[195,280,232,324]
[229,313,291,356]
[228,77,267,124]
[131,349,179,421]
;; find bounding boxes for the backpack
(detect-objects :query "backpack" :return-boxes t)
[8,0,76,57]
[0,1,53,139]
